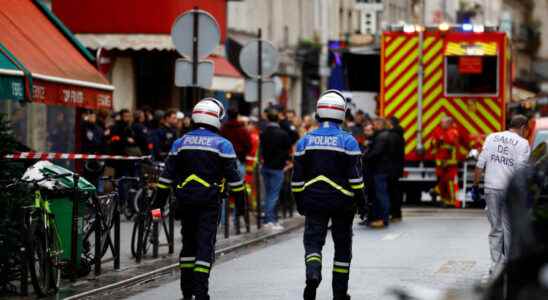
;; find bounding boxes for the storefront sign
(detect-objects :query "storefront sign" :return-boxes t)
[32,79,113,109]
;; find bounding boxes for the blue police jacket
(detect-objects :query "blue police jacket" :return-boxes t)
[291,121,365,211]
[159,127,244,205]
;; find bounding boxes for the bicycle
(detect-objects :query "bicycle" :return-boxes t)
[5,172,73,297]
[83,176,140,275]
[131,183,173,261]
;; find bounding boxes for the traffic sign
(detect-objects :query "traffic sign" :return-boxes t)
[244,79,275,103]
[239,39,279,78]
[171,9,220,59]
[174,58,213,89]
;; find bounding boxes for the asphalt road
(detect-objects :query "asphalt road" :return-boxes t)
[125,208,491,300]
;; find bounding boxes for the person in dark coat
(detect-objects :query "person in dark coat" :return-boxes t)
[388,117,405,221]
[132,110,151,155]
[363,117,392,228]
[260,108,292,229]
[278,109,300,145]
[150,110,178,161]
[81,110,105,188]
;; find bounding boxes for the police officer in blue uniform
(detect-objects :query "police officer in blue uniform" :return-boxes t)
[292,90,366,300]
[157,98,245,300]
[150,109,179,161]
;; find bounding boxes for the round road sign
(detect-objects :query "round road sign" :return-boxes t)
[239,39,279,78]
[171,9,220,59]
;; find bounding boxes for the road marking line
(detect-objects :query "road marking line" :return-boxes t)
[382,233,401,241]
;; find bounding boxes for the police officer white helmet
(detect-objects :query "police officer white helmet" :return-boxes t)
[191,97,226,129]
[316,89,347,122]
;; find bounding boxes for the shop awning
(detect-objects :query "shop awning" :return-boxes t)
[209,55,244,93]
[0,44,27,101]
[75,33,175,51]
[0,0,114,109]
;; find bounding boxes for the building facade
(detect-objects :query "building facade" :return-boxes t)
[227,0,362,116]
[52,0,243,113]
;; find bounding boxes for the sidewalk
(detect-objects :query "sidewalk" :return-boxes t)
[56,214,304,299]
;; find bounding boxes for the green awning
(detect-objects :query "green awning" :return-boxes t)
[0,44,26,101]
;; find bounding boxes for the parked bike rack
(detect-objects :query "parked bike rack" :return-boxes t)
[93,193,121,276]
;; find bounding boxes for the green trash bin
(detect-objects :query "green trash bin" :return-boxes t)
[32,162,96,267]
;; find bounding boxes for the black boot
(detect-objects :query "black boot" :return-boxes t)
[303,274,321,300]
[303,279,319,300]
[333,294,351,300]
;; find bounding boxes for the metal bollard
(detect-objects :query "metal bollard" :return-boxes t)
[168,196,174,254]
[136,215,144,263]
[114,208,120,270]
[224,197,230,238]
[20,245,28,295]
[245,192,251,233]
[255,167,262,229]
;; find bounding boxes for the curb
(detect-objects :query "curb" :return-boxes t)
[63,217,304,299]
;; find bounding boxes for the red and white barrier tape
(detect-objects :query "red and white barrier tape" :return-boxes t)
[3,152,151,161]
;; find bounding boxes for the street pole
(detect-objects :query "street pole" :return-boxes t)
[257,29,263,119]
[417,29,424,156]
[192,7,199,106]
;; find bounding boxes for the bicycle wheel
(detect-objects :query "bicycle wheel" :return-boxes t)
[141,216,153,256]
[27,223,50,297]
[131,214,153,259]
[130,218,140,258]
[83,223,110,260]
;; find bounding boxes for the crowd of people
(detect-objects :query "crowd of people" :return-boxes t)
[77,103,406,230]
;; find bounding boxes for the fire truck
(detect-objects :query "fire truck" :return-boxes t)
[379,24,510,203]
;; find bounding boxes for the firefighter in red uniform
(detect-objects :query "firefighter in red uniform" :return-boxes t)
[432,115,460,207]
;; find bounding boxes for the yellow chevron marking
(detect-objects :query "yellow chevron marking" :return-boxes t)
[476,102,501,131]
[384,66,419,101]
[386,80,418,115]
[385,65,418,100]
[404,123,417,141]
[483,98,501,116]
[423,37,435,51]
[453,98,491,133]
[405,138,417,154]
[423,117,442,150]
[385,36,406,57]
[422,41,443,63]
[385,36,392,44]
[423,84,443,109]
[386,38,418,72]
[385,50,419,86]
[423,99,445,125]
[392,94,417,120]
[423,70,443,96]
[424,55,443,77]
[445,101,478,135]
[399,108,417,128]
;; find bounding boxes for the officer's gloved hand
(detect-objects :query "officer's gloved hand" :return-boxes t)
[358,205,368,220]
[472,184,481,202]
